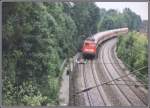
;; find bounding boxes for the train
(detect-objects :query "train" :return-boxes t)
[82,28,128,58]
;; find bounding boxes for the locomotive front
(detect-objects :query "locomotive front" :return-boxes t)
[82,38,96,58]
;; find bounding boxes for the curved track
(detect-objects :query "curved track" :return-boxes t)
[100,38,145,106]
[109,42,148,105]
[75,38,148,106]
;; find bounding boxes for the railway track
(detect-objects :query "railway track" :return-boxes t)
[100,40,132,106]
[81,62,107,106]
[79,59,109,106]
[81,64,92,106]
[101,38,146,106]
[90,61,107,105]
[74,38,147,106]
[110,44,148,105]
[95,48,126,105]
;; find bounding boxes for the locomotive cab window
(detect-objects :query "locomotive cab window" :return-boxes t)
[85,42,90,46]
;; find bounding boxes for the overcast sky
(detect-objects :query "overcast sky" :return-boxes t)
[95,2,148,20]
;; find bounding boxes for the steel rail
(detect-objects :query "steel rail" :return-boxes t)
[109,43,148,105]
[90,61,106,105]
[82,64,92,106]
[75,39,147,95]
[75,65,147,94]
[101,42,133,105]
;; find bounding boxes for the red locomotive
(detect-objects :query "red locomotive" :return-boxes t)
[82,28,128,58]
[82,38,96,57]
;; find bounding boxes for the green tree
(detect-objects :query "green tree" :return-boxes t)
[123,8,142,31]
[116,32,148,86]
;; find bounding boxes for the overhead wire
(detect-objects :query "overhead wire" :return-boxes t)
[74,66,147,95]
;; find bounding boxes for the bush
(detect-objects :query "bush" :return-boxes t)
[116,31,148,86]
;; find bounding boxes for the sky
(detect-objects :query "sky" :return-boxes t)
[95,2,148,20]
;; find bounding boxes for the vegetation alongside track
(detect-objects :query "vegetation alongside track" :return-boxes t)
[2,2,100,106]
[3,2,146,106]
[116,32,148,86]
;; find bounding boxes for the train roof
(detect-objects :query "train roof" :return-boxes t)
[91,28,128,43]
[86,37,95,41]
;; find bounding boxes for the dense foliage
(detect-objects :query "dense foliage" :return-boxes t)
[2,2,144,106]
[116,32,148,86]
[97,8,142,31]
[2,2,101,106]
